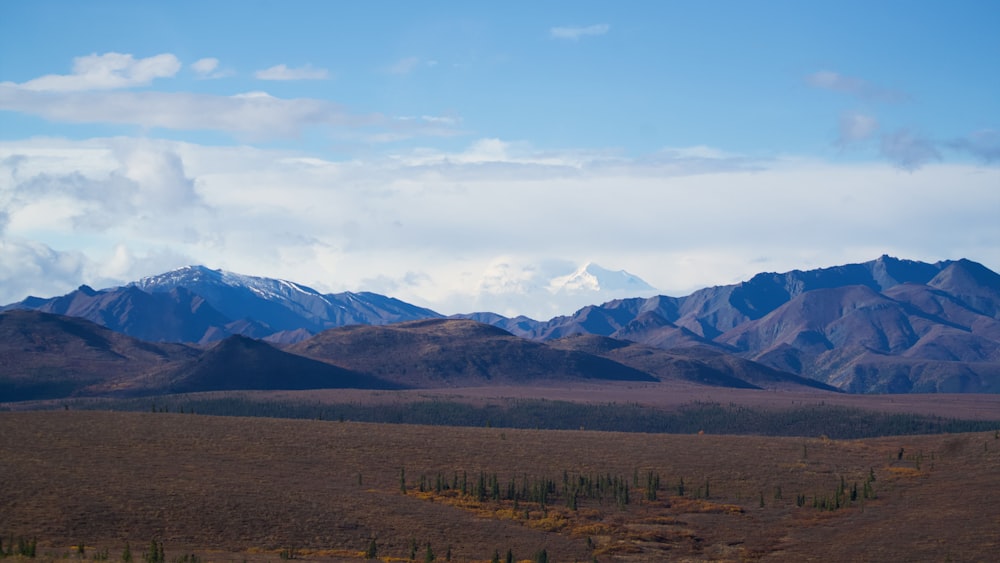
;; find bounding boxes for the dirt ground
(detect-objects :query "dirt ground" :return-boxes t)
[237,381,1000,420]
[2,411,998,562]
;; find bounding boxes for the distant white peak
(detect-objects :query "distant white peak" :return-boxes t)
[548,262,656,294]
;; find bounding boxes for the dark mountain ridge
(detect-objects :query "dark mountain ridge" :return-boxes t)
[4,255,1000,394]
[0,310,199,401]
[5,312,731,402]
[287,318,660,388]
[3,265,441,344]
[521,257,1000,393]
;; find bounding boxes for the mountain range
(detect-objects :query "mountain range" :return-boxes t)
[4,265,442,344]
[3,255,1000,396]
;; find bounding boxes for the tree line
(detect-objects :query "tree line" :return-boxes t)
[65,396,1000,439]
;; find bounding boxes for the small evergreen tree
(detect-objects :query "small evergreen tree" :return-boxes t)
[143,540,164,563]
[534,548,548,563]
[424,543,435,563]
[364,538,377,559]
[123,542,133,563]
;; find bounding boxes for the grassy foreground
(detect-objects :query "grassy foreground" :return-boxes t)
[1,411,998,562]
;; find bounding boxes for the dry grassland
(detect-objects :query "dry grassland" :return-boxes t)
[226,383,1000,421]
[1,411,998,562]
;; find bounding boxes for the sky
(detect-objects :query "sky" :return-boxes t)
[1,1,998,319]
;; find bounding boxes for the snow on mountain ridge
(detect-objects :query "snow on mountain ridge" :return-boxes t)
[133,265,330,305]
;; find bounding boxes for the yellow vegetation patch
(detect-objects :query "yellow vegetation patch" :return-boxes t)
[887,466,922,477]
[525,512,571,532]
[670,497,745,515]
[572,522,615,537]
[640,515,686,526]
[595,542,644,556]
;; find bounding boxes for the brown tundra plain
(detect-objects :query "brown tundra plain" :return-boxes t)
[1,410,999,563]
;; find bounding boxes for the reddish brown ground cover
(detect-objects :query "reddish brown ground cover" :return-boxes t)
[2,410,998,562]
[244,381,1000,420]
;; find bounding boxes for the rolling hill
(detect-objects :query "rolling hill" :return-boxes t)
[0,310,198,401]
[287,318,659,388]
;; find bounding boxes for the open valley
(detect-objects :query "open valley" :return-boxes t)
[2,410,998,562]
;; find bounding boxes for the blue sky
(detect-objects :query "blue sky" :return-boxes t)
[1,1,998,318]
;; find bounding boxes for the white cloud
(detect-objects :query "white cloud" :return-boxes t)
[191,58,219,75]
[550,24,610,40]
[0,85,460,141]
[837,111,879,146]
[806,70,905,102]
[1,54,461,143]
[8,52,180,91]
[0,239,89,301]
[3,137,998,317]
[3,139,208,249]
[254,63,330,80]
[190,57,231,79]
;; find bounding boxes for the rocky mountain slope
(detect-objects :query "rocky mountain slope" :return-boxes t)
[4,256,1000,394]
[287,318,659,388]
[0,310,198,401]
[503,257,1000,392]
[4,265,441,344]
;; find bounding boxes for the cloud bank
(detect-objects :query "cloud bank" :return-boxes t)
[8,53,180,92]
[2,137,997,318]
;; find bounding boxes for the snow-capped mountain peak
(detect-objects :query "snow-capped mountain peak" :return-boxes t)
[460,260,658,319]
[548,262,656,294]
[132,265,326,302]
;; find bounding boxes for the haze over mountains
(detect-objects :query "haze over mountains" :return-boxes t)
[469,261,659,318]
[3,256,1000,397]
